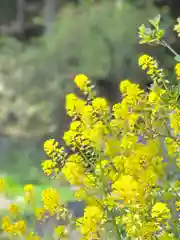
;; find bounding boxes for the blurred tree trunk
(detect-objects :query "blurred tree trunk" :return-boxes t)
[16,0,25,34]
[44,0,57,33]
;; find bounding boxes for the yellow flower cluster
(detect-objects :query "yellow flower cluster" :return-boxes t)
[174,18,180,37]
[1,180,70,239]
[38,66,180,239]
[2,216,27,236]
[0,178,5,192]
[24,184,34,203]
[1,18,180,240]
[42,139,67,178]
[175,63,180,80]
[138,54,165,84]
[2,213,40,240]
[76,205,105,239]
[41,188,60,215]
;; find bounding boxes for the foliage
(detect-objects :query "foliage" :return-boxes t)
[0,1,174,139]
[0,15,180,240]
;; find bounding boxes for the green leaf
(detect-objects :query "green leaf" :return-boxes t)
[149,14,161,30]
[174,54,180,62]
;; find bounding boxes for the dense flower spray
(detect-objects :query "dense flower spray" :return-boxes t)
[1,15,180,240]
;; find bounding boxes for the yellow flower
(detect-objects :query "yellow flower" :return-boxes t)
[10,220,27,236]
[105,138,121,157]
[62,159,85,185]
[169,108,180,135]
[26,232,40,240]
[74,74,89,91]
[24,184,33,192]
[8,204,20,217]
[174,18,180,37]
[24,184,34,203]
[16,220,27,235]
[92,97,109,113]
[175,63,180,80]
[138,54,157,70]
[2,216,11,233]
[138,54,165,84]
[122,212,143,237]
[176,201,180,212]
[112,175,139,203]
[0,178,5,192]
[43,139,60,158]
[119,80,144,105]
[119,80,131,94]
[77,205,104,239]
[81,105,93,124]
[74,188,87,200]
[55,225,67,237]
[35,207,45,220]
[151,202,170,222]
[41,188,60,215]
[65,93,85,117]
[148,87,165,103]
[41,160,57,176]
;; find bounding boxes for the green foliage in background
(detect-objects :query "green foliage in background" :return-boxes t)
[0,1,177,181]
[0,1,174,137]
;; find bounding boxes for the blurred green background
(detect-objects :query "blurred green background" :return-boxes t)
[0,0,179,211]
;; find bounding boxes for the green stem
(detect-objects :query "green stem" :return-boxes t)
[112,212,122,240]
[161,40,179,57]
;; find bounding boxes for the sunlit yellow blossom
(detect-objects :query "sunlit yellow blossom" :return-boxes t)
[44,139,58,156]
[70,120,82,131]
[169,108,180,135]
[139,54,157,70]
[0,178,5,192]
[74,188,87,200]
[112,102,129,120]
[119,80,132,93]
[138,54,165,84]
[81,105,94,124]
[26,232,40,240]
[35,207,45,220]
[174,18,180,37]
[165,137,179,155]
[83,174,96,187]
[176,201,180,212]
[34,36,180,239]
[42,160,57,176]
[2,216,11,233]
[65,93,85,117]
[62,160,85,185]
[8,204,20,217]
[112,175,139,203]
[41,188,60,215]
[55,225,67,237]
[43,139,65,163]
[15,220,27,235]
[77,205,104,239]
[151,202,170,222]
[122,212,143,237]
[148,87,165,103]
[92,97,109,113]
[105,138,121,157]
[24,184,34,203]
[120,134,138,152]
[6,220,27,236]
[175,63,180,80]
[74,74,89,91]
[120,80,144,105]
